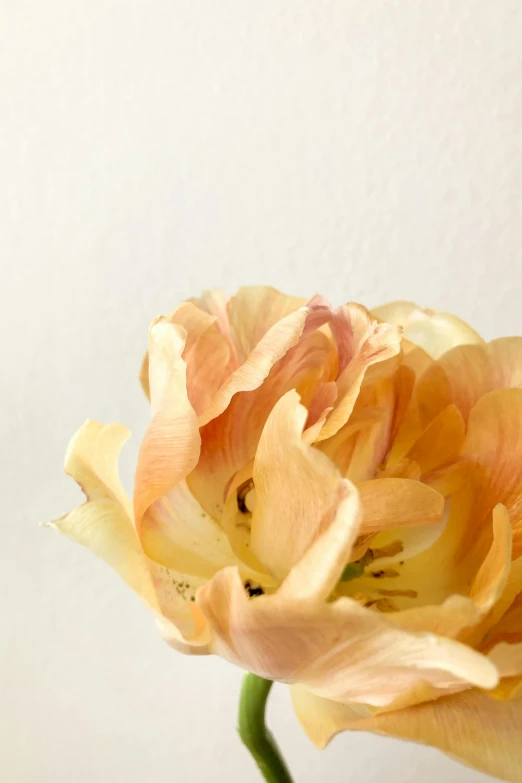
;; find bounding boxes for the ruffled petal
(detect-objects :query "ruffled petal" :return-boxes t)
[134,318,201,527]
[197,306,312,427]
[372,301,484,359]
[197,567,497,706]
[250,390,348,580]
[316,305,402,442]
[227,286,307,362]
[292,686,522,783]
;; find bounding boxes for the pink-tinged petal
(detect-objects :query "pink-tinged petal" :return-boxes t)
[189,288,240,369]
[250,390,347,581]
[277,480,361,602]
[357,478,444,534]
[140,302,231,415]
[134,318,201,528]
[316,305,402,442]
[372,301,484,359]
[227,286,308,362]
[197,567,497,706]
[197,307,311,427]
[292,686,522,783]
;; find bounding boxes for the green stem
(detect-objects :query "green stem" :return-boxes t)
[238,674,294,783]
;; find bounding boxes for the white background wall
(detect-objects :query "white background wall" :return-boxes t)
[2,2,521,781]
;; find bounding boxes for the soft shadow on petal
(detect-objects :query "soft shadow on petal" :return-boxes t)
[357,478,444,534]
[250,390,348,581]
[197,567,497,706]
[291,685,522,783]
[197,307,311,427]
[227,286,308,362]
[372,301,484,359]
[459,389,522,557]
[134,318,201,528]
[316,305,402,442]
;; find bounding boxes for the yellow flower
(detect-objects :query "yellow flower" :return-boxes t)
[52,287,522,782]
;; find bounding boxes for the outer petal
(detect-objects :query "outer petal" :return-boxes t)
[197,567,497,706]
[291,686,522,782]
[134,318,201,527]
[372,301,484,359]
[52,421,209,649]
[251,390,348,580]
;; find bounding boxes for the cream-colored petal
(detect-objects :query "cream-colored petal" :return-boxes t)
[134,318,201,527]
[292,685,522,783]
[250,390,346,581]
[64,420,132,515]
[52,498,159,610]
[488,642,522,679]
[138,480,245,580]
[372,301,484,359]
[357,478,444,534]
[198,567,497,707]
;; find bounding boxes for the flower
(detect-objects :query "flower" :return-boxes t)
[52,287,522,782]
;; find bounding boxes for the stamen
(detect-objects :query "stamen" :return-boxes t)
[377,588,418,598]
[372,597,399,612]
[370,540,404,560]
[244,580,264,598]
[237,479,255,514]
[370,568,400,579]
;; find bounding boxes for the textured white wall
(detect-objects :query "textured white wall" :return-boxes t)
[2,2,521,781]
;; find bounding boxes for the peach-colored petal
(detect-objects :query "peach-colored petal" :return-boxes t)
[276,480,361,602]
[134,318,201,528]
[292,686,522,783]
[488,642,522,679]
[470,504,513,613]
[459,388,522,557]
[198,306,313,427]
[197,567,497,706]
[227,286,308,362]
[405,404,465,474]
[372,301,484,359]
[357,478,444,534]
[414,337,522,429]
[251,390,347,581]
[316,305,402,441]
